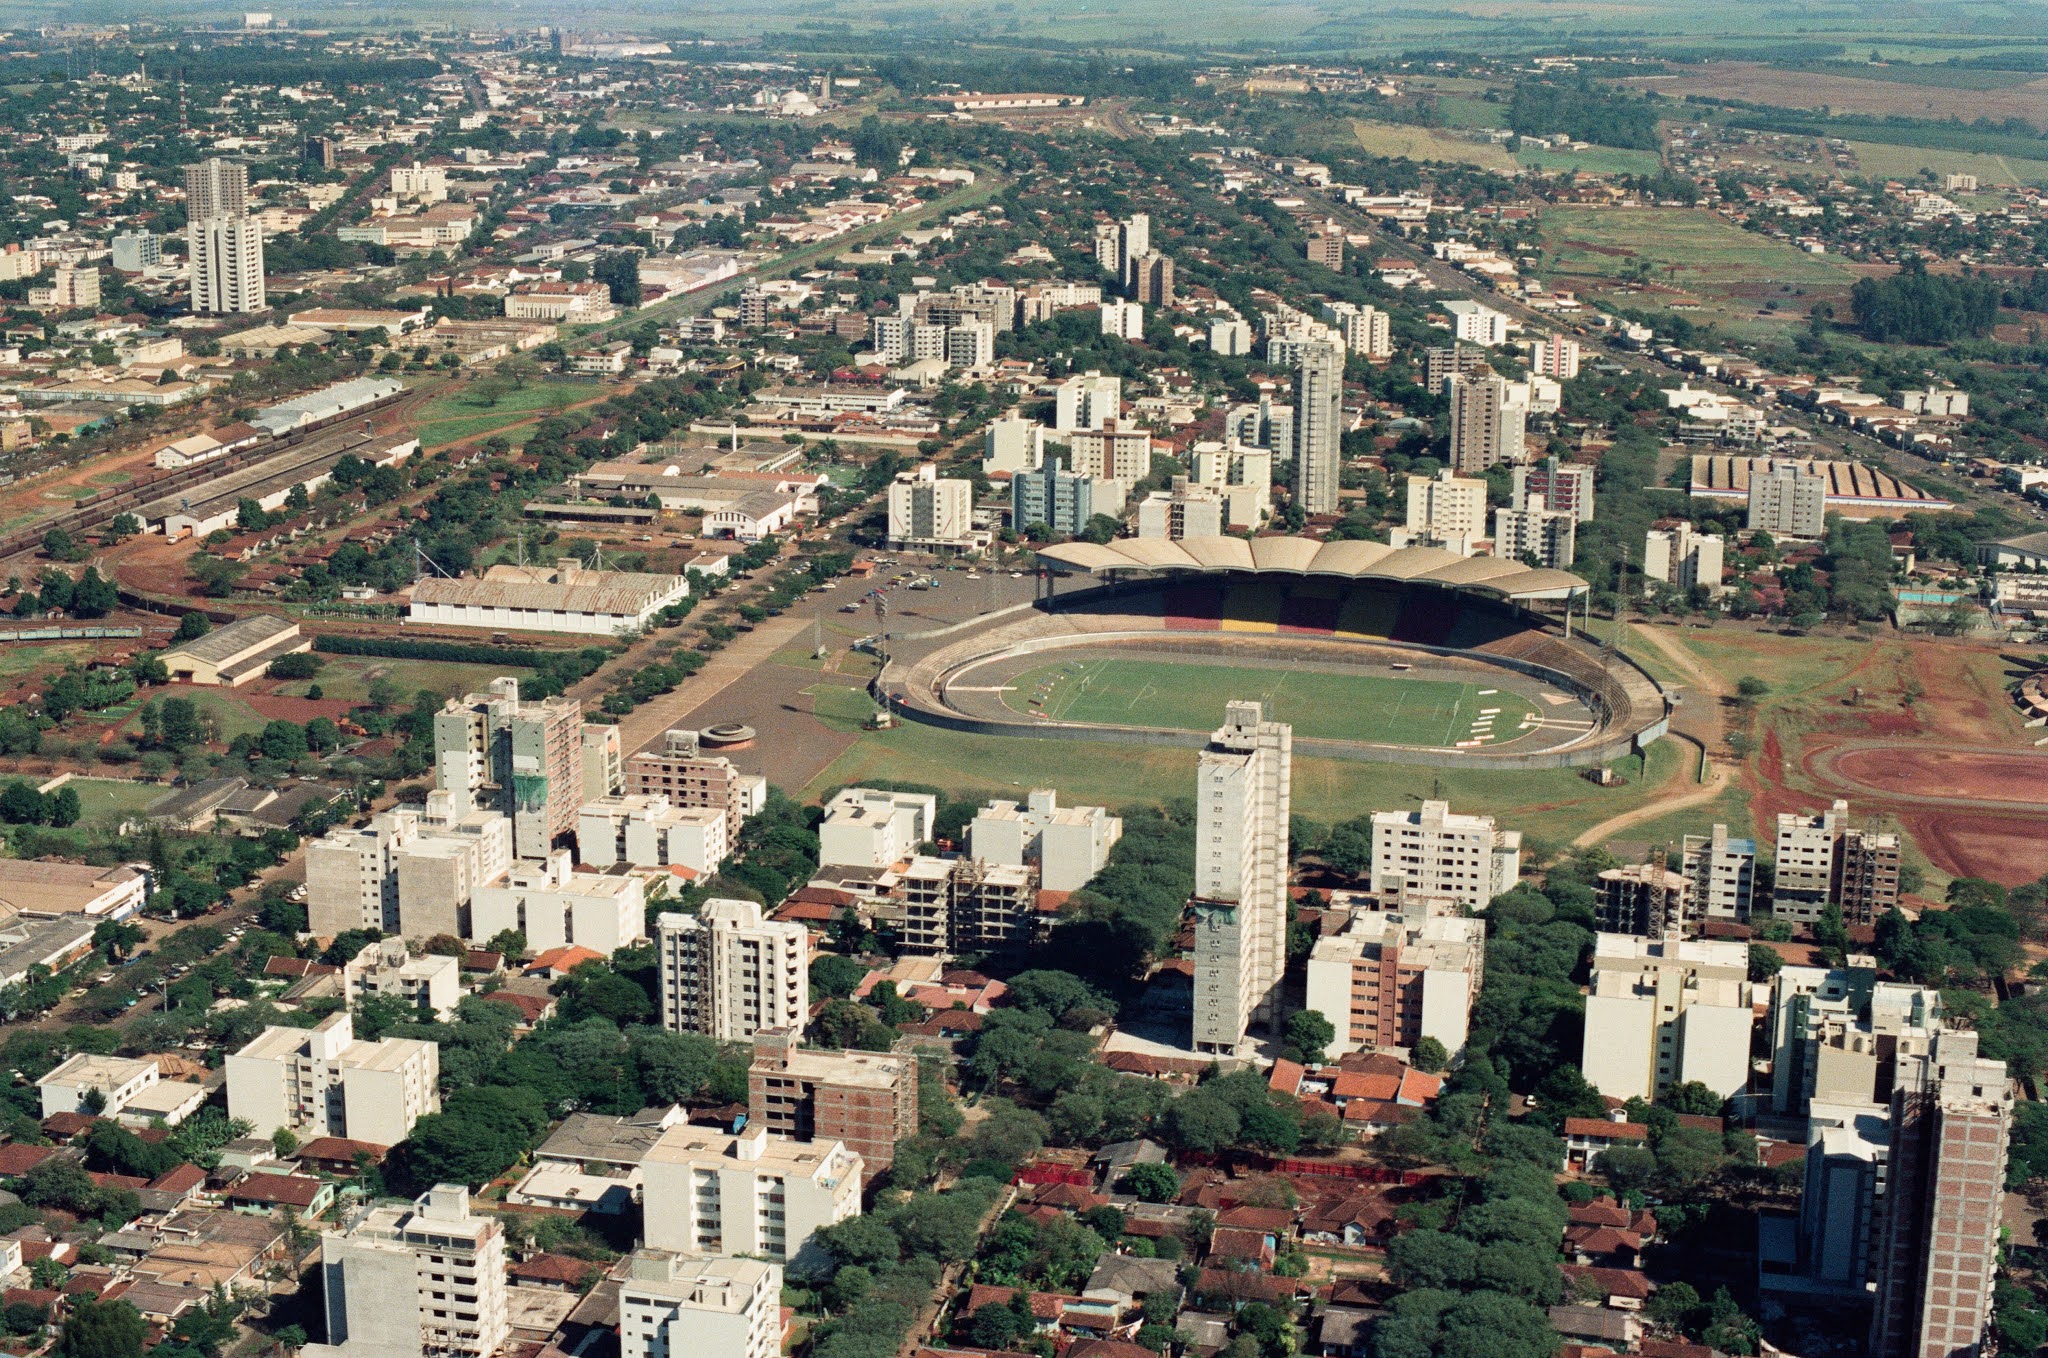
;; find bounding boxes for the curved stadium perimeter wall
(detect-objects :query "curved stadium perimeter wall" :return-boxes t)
[878,578,1670,772]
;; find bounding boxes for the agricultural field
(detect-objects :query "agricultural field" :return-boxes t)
[805,680,1689,842]
[1350,120,1518,173]
[1006,656,1542,750]
[1621,62,2048,129]
[1538,206,1865,336]
[1517,144,1666,178]
[1843,140,2048,188]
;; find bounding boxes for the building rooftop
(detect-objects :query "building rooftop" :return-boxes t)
[40,1053,155,1089]
[0,861,145,917]
[411,560,686,617]
[644,1125,859,1181]
[758,1041,914,1091]
[160,614,300,669]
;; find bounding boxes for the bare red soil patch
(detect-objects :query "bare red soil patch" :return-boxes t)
[1831,747,2048,804]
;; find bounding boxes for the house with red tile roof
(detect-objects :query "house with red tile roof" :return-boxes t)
[525,946,605,979]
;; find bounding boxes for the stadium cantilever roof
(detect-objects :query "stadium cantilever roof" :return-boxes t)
[1035,536,1587,600]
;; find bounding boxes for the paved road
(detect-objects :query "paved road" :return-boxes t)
[606,612,815,755]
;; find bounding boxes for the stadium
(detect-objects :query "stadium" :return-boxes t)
[878,537,1672,770]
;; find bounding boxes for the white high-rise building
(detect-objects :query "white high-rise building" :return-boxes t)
[1192,702,1292,1055]
[1493,492,1577,569]
[1368,800,1522,912]
[1189,442,1273,530]
[1683,824,1757,922]
[1447,372,1527,473]
[656,899,808,1041]
[619,1253,780,1358]
[1580,933,1752,1103]
[318,1186,508,1358]
[1445,299,1509,347]
[983,416,1046,475]
[641,1125,861,1276]
[1321,301,1392,359]
[967,789,1122,892]
[1530,333,1581,380]
[469,850,646,957]
[186,159,266,314]
[1100,300,1144,340]
[945,321,994,370]
[389,161,448,202]
[817,787,935,868]
[1054,371,1122,432]
[225,1011,439,1148]
[1208,317,1254,356]
[1404,468,1488,541]
[885,463,975,550]
[1292,338,1345,516]
[1644,521,1726,593]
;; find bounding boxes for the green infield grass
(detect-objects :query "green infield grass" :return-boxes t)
[1004,656,1544,749]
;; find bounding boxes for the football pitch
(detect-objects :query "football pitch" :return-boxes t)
[1003,657,1547,749]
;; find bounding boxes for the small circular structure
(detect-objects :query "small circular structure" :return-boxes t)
[699,722,757,749]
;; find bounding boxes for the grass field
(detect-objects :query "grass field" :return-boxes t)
[1539,206,1862,337]
[61,778,167,823]
[805,684,1686,843]
[1844,140,2048,187]
[1006,657,1543,749]
[1518,144,1667,178]
[413,381,603,451]
[1350,120,1518,173]
[282,656,535,706]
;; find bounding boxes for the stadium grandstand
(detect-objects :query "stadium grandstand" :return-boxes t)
[878,536,1668,770]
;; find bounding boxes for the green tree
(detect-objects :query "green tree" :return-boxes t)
[1411,1036,1450,1073]
[56,1300,146,1358]
[1117,1162,1180,1203]
[1283,1009,1335,1065]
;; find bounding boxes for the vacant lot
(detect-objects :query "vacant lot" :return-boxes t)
[274,655,536,707]
[1668,626,2046,887]
[1844,140,2048,187]
[1540,206,1867,338]
[413,381,603,451]
[1351,120,1519,173]
[1623,62,2048,129]
[1518,144,1666,178]
[1007,656,1542,749]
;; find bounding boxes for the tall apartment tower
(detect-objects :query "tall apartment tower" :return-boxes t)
[1868,1029,2012,1358]
[1447,372,1527,473]
[656,900,808,1041]
[321,1186,509,1358]
[1682,824,1756,922]
[748,1028,918,1173]
[1306,226,1344,270]
[1191,702,1292,1055]
[1292,338,1345,516]
[1748,459,1828,539]
[185,158,265,314]
[1132,252,1174,307]
[433,678,586,860]
[1771,799,1900,924]
[1368,800,1522,912]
